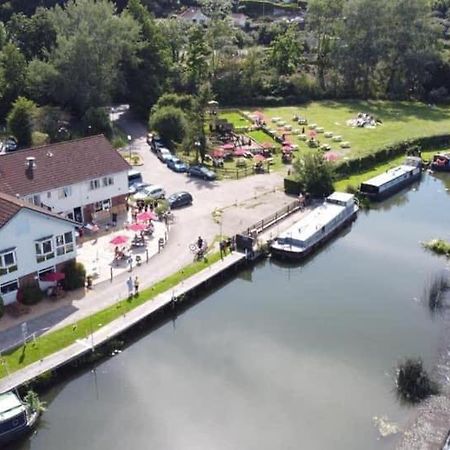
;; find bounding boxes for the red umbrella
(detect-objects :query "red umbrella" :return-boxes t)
[128,223,146,232]
[234,147,247,156]
[282,144,293,150]
[253,154,266,162]
[308,130,317,138]
[137,211,158,222]
[282,140,291,146]
[324,152,339,162]
[41,272,65,282]
[110,235,129,245]
[261,142,274,149]
[212,148,224,158]
[222,143,234,150]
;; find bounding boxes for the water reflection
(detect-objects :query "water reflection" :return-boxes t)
[10,174,450,450]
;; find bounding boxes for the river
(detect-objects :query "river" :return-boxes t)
[10,174,450,450]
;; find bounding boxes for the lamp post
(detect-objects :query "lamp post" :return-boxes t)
[194,140,201,163]
[127,135,132,159]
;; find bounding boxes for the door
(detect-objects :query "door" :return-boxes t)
[73,207,83,224]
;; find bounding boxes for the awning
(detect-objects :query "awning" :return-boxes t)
[41,272,65,282]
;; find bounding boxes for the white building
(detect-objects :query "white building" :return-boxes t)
[178,7,209,25]
[0,135,130,225]
[0,192,77,305]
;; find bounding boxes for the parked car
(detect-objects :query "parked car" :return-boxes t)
[167,191,193,209]
[188,165,217,181]
[1,137,18,153]
[133,185,166,200]
[128,182,151,195]
[156,147,172,163]
[167,157,189,173]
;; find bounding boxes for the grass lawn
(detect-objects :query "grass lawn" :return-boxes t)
[260,101,450,159]
[0,251,222,378]
[247,129,278,146]
[219,111,251,128]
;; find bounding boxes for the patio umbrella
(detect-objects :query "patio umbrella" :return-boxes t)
[261,142,274,149]
[110,235,129,245]
[128,223,146,232]
[253,154,266,162]
[212,148,225,158]
[137,211,158,222]
[282,144,293,151]
[308,130,317,138]
[41,272,65,282]
[222,143,234,151]
[324,152,339,162]
[234,148,247,157]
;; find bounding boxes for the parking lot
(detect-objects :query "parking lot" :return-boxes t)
[118,110,294,261]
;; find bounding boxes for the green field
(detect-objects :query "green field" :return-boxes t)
[260,101,450,159]
[219,111,251,128]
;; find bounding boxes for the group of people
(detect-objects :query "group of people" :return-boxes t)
[347,112,382,128]
[219,237,235,258]
[127,275,140,298]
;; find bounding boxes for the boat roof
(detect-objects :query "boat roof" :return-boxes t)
[327,192,354,203]
[362,165,417,188]
[0,392,24,421]
[279,202,345,243]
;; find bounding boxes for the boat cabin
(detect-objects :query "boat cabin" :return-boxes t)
[0,392,27,438]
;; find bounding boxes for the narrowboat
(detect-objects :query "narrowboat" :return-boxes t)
[270,192,359,260]
[431,153,450,172]
[359,156,422,201]
[0,391,40,445]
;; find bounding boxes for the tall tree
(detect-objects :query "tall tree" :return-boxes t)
[186,26,211,91]
[307,0,343,90]
[269,25,303,76]
[125,0,170,118]
[47,0,140,114]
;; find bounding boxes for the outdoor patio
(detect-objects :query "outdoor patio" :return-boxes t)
[77,215,167,285]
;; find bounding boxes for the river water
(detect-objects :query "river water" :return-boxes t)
[10,174,450,450]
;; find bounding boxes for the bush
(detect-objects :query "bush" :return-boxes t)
[32,131,50,146]
[396,358,439,404]
[284,177,303,195]
[63,260,86,291]
[0,295,4,319]
[17,283,44,306]
[149,106,187,150]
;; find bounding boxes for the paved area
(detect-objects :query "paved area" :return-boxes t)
[0,109,293,351]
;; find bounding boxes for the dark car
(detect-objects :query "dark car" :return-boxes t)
[167,157,189,173]
[188,165,217,181]
[167,191,193,209]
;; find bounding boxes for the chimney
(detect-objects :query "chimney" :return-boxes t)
[26,156,36,170]
[25,156,36,180]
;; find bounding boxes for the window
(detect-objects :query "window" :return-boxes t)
[47,191,52,199]
[0,248,17,275]
[55,232,74,256]
[58,186,72,199]
[1,280,18,295]
[27,194,41,206]
[102,177,114,187]
[35,237,54,263]
[89,179,101,190]
[94,199,111,212]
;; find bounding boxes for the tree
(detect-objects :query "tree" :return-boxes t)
[307,0,343,90]
[82,107,113,138]
[7,9,57,60]
[269,26,303,76]
[0,43,27,117]
[186,25,211,91]
[152,93,194,113]
[149,105,187,149]
[124,0,170,118]
[292,150,334,197]
[7,96,37,147]
[47,0,140,114]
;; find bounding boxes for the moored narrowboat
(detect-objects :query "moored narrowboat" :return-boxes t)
[270,192,359,260]
[359,156,422,201]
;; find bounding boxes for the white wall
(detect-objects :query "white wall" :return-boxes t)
[26,170,128,218]
[0,209,76,305]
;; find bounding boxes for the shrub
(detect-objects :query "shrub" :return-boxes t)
[63,260,86,291]
[82,107,112,139]
[17,283,44,306]
[0,295,4,319]
[396,358,439,404]
[31,131,50,146]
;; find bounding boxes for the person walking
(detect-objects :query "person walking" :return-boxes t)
[126,276,133,299]
[134,276,140,297]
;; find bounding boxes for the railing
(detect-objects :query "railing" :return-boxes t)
[240,200,301,237]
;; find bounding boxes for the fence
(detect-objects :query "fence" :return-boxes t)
[240,199,301,237]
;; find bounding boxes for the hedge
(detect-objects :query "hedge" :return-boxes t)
[284,177,303,195]
[334,134,450,178]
